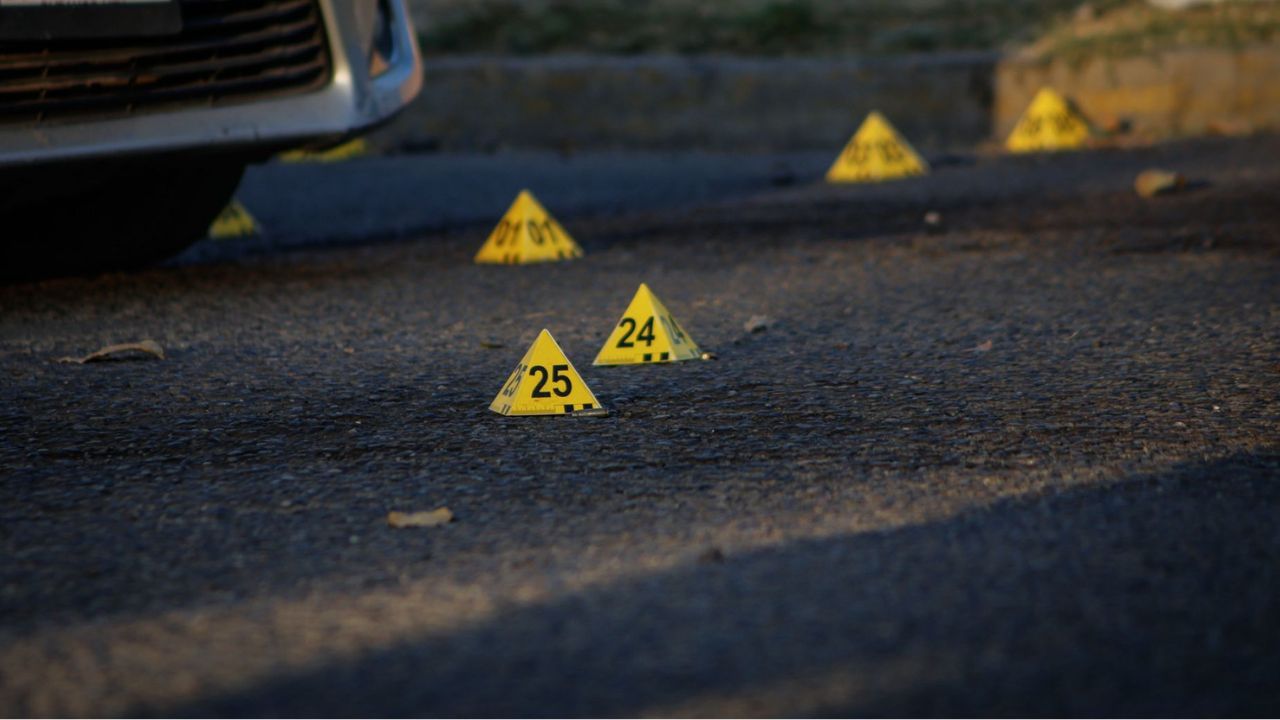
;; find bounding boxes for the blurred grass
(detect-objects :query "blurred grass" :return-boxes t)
[1028,0,1280,64]
[415,0,1280,57]
[416,0,1086,56]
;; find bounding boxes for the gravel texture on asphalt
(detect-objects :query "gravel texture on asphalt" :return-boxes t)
[1,136,1278,716]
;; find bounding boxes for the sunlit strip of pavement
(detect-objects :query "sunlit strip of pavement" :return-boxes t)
[0,458,1097,716]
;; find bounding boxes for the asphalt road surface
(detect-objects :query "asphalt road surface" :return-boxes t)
[182,150,832,262]
[2,137,1279,716]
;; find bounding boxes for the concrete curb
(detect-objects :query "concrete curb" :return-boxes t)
[368,46,1280,154]
[369,53,997,154]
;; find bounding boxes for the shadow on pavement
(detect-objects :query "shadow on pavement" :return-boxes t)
[161,449,1280,717]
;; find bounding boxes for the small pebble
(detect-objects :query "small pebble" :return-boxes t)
[743,315,771,334]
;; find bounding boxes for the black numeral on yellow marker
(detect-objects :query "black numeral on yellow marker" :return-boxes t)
[617,317,656,348]
[660,315,685,344]
[502,363,525,397]
[494,219,562,247]
[529,364,572,398]
[845,140,906,165]
[529,365,549,396]
[492,220,512,247]
[526,220,545,245]
[617,318,636,347]
[636,317,655,346]
[542,220,560,244]
[878,140,904,162]
[525,219,562,246]
[551,365,571,396]
[844,143,869,165]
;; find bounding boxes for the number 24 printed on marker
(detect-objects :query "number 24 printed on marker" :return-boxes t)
[616,314,685,348]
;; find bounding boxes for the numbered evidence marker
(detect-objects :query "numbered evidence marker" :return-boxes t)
[474,190,584,265]
[208,200,259,239]
[279,137,369,163]
[825,111,929,183]
[594,283,702,366]
[1006,88,1091,153]
[490,329,605,416]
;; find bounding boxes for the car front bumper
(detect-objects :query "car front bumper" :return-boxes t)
[0,0,423,167]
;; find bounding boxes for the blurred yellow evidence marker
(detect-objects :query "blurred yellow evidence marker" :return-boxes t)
[1006,88,1091,153]
[594,283,702,366]
[279,137,369,163]
[208,200,259,239]
[475,190,583,264]
[825,111,928,183]
[490,329,605,416]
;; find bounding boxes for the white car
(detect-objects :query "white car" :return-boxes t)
[0,0,422,276]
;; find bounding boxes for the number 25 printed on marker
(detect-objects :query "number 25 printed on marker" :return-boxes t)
[501,363,526,397]
[528,364,572,398]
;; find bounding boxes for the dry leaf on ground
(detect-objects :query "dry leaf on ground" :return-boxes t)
[1135,169,1186,198]
[57,340,165,364]
[387,507,454,528]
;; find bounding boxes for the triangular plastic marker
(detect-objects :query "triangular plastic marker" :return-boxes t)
[1006,88,1092,153]
[474,190,584,265]
[490,329,604,416]
[594,283,702,366]
[825,111,929,183]
[279,137,370,163]
[208,200,259,239]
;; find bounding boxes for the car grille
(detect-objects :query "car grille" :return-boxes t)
[0,0,332,125]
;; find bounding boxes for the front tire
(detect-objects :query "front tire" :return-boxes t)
[0,155,247,281]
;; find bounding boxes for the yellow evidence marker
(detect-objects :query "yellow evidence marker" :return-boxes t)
[594,283,702,366]
[474,190,584,265]
[208,200,259,239]
[825,111,929,183]
[1006,88,1091,153]
[490,329,605,417]
[278,137,370,163]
